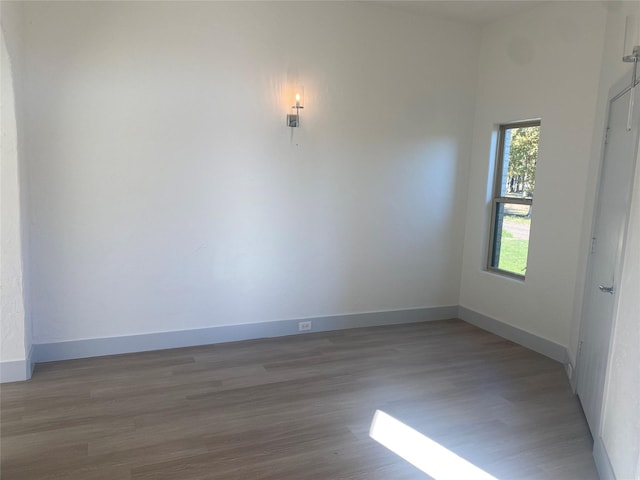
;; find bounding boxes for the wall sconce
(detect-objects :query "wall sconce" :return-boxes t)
[623,15,640,131]
[287,89,304,128]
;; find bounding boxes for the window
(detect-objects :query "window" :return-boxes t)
[488,121,540,278]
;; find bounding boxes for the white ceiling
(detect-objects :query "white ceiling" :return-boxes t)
[375,1,549,26]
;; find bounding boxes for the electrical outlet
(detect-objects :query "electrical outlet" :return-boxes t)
[298,321,312,332]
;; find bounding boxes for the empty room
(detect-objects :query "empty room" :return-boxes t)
[1,1,639,479]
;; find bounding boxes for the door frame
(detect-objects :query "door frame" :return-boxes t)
[576,73,640,439]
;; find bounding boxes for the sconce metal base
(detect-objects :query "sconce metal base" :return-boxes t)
[623,45,640,62]
[287,114,299,127]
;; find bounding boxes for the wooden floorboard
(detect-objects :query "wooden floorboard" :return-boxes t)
[1,319,597,479]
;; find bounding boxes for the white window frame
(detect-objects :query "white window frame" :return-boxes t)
[487,120,540,280]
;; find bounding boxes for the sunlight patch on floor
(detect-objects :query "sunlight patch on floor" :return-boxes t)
[369,410,499,480]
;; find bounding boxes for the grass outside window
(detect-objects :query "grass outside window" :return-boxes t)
[488,121,540,278]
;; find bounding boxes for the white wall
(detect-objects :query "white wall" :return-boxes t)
[595,3,640,478]
[1,1,30,370]
[20,1,480,343]
[459,2,607,348]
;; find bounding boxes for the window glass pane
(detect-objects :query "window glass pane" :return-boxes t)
[491,202,531,276]
[499,125,539,199]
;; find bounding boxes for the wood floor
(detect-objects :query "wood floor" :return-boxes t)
[1,320,597,480]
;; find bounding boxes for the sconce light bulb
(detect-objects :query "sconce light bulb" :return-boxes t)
[295,93,301,101]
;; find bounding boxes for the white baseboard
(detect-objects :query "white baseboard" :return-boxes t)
[565,361,577,392]
[32,306,458,364]
[0,347,33,382]
[3,305,575,383]
[593,435,616,480]
[457,306,569,364]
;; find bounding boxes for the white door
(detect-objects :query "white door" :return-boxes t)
[576,85,639,434]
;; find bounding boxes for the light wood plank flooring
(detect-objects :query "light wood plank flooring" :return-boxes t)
[1,319,597,479]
